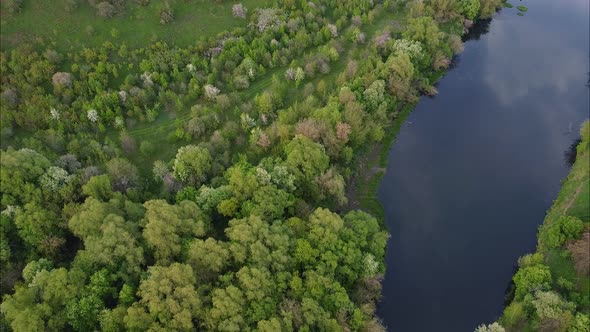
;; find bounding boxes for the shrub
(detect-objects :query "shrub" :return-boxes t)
[96,2,116,18]
[517,253,544,268]
[3,0,23,15]
[232,3,247,19]
[159,3,174,24]
[540,216,584,250]
[52,72,73,88]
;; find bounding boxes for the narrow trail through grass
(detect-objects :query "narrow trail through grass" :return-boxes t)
[127,10,404,140]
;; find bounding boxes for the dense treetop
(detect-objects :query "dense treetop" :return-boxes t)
[1,0,505,331]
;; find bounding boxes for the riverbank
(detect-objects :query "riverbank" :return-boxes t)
[479,121,590,331]
[374,0,590,328]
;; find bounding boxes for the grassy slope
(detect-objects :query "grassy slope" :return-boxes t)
[0,0,270,51]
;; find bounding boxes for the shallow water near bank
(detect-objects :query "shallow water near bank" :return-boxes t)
[376,0,590,330]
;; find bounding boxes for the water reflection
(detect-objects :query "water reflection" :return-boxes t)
[462,18,492,41]
[377,0,589,330]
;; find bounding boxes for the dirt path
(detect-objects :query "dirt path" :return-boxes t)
[563,181,585,215]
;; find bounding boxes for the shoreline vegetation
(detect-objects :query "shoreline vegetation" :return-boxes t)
[477,121,590,331]
[1,0,509,331]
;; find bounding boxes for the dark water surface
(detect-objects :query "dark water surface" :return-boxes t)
[376,0,590,331]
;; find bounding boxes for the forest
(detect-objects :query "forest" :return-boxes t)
[0,0,538,331]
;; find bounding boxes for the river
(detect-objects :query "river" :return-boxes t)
[376,0,590,330]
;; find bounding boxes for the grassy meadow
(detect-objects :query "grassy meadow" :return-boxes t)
[0,0,270,51]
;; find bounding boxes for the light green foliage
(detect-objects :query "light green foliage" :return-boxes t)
[195,185,233,212]
[173,145,212,186]
[40,167,72,191]
[257,317,283,332]
[245,185,294,220]
[22,258,54,283]
[363,80,386,111]
[255,91,275,115]
[500,301,525,327]
[68,197,122,238]
[295,67,305,86]
[205,285,247,331]
[125,263,202,331]
[403,16,445,53]
[518,253,545,268]
[143,200,208,264]
[1,148,50,182]
[99,306,127,332]
[513,265,552,300]
[225,215,293,270]
[430,0,461,22]
[459,0,480,20]
[66,294,105,331]
[479,0,502,18]
[531,291,565,320]
[317,168,348,206]
[284,135,330,196]
[74,213,144,282]
[187,238,231,279]
[391,38,424,60]
[386,52,416,102]
[540,216,584,250]
[474,322,505,332]
[1,268,80,332]
[569,313,590,332]
[82,174,113,201]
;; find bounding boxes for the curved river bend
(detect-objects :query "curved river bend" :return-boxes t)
[376,0,590,330]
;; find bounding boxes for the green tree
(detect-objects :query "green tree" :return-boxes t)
[125,263,202,331]
[14,203,64,255]
[143,200,208,264]
[187,238,231,279]
[513,265,552,300]
[531,291,565,320]
[82,174,113,201]
[74,214,144,282]
[22,258,54,282]
[403,16,445,54]
[106,158,140,192]
[284,135,330,198]
[479,0,502,18]
[173,145,212,186]
[1,148,50,182]
[205,285,247,331]
[459,0,480,19]
[69,197,123,238]
[1,268,80,332]
[539,216,584,250]
[244,185,294,220]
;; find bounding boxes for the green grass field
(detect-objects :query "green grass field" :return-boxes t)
[0,0,270,51]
